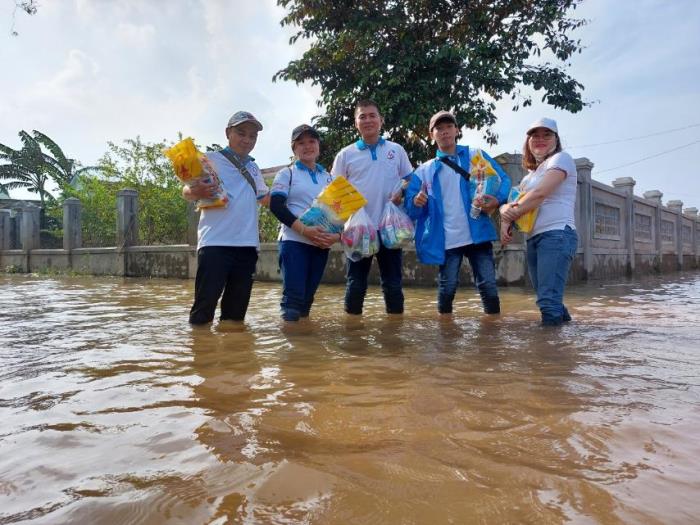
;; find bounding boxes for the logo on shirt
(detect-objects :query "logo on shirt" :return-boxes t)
[387,150,395,160]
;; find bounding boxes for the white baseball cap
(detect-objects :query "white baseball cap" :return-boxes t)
[526,117,558,135]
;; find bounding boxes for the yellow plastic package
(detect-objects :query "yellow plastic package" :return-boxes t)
[507,187,538,233]
[164,138,228,209]
[298,176,368,233]
[316,176,367,220]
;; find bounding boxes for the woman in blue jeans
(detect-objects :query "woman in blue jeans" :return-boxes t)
[269,125,339,321]
[500,118,578,326]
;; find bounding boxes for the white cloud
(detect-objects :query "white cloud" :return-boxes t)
[23,49,101,113]
[1,0,699,206]
[115,22,155,48]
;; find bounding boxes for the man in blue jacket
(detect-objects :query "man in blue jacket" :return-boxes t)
[404,111,511,315]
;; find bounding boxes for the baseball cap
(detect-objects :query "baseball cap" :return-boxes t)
[526,117,558,135]
[429,110,458,131]
[226,111,263,131]
[291,124,320,142]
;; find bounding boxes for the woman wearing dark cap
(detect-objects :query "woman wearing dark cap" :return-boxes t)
[269,124,339,322]
[500,118,578,326]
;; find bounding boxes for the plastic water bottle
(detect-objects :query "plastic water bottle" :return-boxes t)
[470,184,483,219]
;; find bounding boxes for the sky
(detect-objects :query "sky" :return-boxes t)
[2,0,700,209]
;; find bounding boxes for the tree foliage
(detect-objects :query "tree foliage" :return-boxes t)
[275,0,588,163]
[63,137,190,246]
[10,0,38,36]
[0,130,100,205]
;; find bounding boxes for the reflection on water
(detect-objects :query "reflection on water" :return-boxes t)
[1,273,699,524]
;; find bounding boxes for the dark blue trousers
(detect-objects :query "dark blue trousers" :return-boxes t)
[344,236,404,315]
[438,242,500,314]
[189,246,258,324]
[278,240,330,321]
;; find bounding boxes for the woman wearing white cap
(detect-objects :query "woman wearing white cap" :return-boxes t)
[500,118,578,326]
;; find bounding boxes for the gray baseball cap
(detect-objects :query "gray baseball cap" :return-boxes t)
[429,110,458,131]
[226,111,263,131]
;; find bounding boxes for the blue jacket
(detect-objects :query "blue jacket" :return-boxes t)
[404,145,511,265]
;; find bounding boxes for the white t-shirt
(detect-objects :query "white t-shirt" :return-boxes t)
[437,156,473,249]
[270,161,334,245]
[196,150,268,250]
[331,138,413,228]
[520,151,577,237]
[415,157,473,249]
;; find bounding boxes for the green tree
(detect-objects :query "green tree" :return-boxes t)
[62,137,188,246]
[0,130,100,206]
[275,0,588,164]
[0,131,52,205]
[10,0,38,36]
[31,130,101,191]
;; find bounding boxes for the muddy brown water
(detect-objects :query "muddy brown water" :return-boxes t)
[1,273,699,524]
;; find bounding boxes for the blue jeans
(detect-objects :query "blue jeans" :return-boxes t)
[345,235,404,315]
[438,242,500,314]
[190,246,258,324]
[279,240,330,321]
[527,226,578,326]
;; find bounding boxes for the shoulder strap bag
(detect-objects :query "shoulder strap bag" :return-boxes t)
[437,156,470,183]
[219,149,258,195]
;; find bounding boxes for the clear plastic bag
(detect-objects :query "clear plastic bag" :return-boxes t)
[379,201,414,249]
[469,149,500,219]
[299,199,344,233]
[341,207,379,262]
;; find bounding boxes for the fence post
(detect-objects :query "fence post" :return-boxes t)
[116,189,139,248]
[0,209,10,250]
[683,207,698,265]
[576,158,594,280]
[667,199,683,269]
[643,190,663,269]
[612,176,636,274]
[63,197,82,251]
[20,203,41,251]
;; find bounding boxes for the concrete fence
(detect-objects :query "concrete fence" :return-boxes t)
[1,155,699,285]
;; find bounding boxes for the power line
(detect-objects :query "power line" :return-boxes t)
[595,139,700,175]
[568,123,700,149]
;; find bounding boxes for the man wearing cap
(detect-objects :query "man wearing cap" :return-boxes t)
[269,124,338,322]
[404,110,511,315]
[183,111,270,325]
[331,99,414,316]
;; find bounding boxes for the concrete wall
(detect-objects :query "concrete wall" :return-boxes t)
[2,156,700,284]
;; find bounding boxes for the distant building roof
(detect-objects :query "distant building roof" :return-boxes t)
[261,164,290,181]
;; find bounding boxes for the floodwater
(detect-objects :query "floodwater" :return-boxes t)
[1,273,699,525]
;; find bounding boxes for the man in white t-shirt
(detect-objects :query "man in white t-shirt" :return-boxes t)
[331,99,414,315]
[404,111,511,315]
[183,111,269,325]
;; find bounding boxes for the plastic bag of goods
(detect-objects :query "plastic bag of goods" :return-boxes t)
[379,201,415,249]
[299,175,367,233]
[341,207,379,262]
[507,187,538,233]
[469,149,501,219]
[164,137,228,209]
